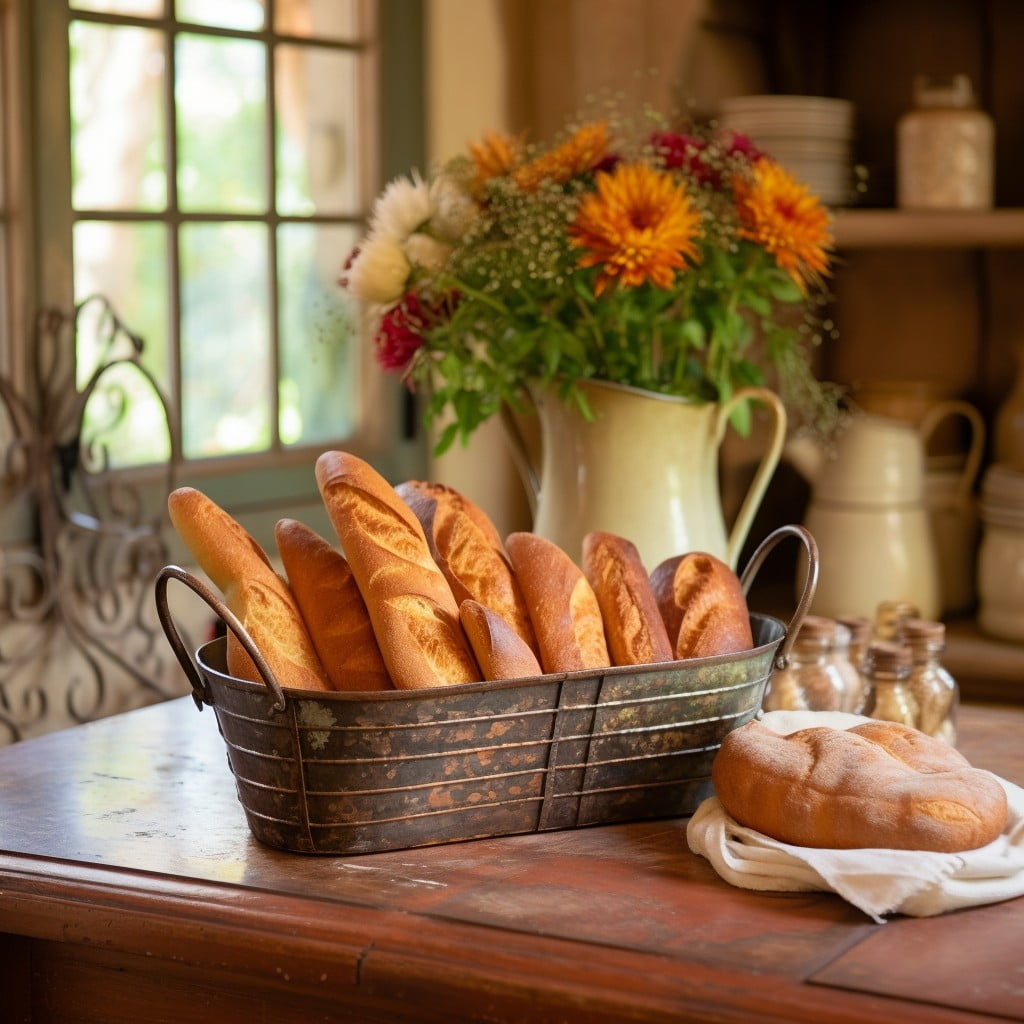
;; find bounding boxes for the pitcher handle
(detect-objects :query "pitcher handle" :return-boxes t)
[715,387,787,569]
[918,399,986,501]
[154,564,288,713]
[500,397,540,518]
[740,524,818,671]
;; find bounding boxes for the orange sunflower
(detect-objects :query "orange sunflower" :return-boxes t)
[733,159,833,292]
[513,121,610,193]
[569,162,703,296]
[469,132,520,191]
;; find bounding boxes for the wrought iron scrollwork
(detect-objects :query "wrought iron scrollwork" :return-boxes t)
[0,296,188,743]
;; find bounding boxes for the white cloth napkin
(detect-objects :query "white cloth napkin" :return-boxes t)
[686,711,1024,923]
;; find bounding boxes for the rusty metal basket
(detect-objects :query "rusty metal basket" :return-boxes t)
[155,524,817,855]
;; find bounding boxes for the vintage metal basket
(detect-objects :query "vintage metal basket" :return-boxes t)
[155,524,816,855]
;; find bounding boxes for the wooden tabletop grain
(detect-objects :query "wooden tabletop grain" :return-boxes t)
[0,697,1020,1024]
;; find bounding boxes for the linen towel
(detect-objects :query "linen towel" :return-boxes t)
[686,711,1024,923]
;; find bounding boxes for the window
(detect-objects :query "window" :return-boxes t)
[21,0,425,521]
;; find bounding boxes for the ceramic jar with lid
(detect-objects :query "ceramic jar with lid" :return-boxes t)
[977,464,1024,643]
[897,74,994,210]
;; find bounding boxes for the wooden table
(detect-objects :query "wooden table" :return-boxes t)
[0,697,1021,1024]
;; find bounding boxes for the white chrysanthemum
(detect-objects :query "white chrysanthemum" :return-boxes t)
[429,174,479,241]
[403,232,452,275]
[370,171,433,240]
[347,234,410,304]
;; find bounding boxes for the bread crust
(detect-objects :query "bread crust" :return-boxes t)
[650,551,753,659]
[582,531,673,666]
[712,720,1009,852]
[315,452,480,689]
[167,487,331,692]
[275,519,392,692]
[506,532,610,674]
[460,600,543,681]
[396,481,538,656]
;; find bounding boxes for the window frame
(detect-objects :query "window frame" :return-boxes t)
[9,0,427,548]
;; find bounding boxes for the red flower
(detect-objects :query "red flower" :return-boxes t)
[723,130,762,163]
[374,292,437,371]
[650,130,761,188]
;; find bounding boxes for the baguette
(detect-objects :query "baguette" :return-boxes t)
[460,600,543,681]
[166,487,332,692]
[712,719,1009,852]
[274,518,392,692]
[315,451,481,689]
[505,532,610,673]
[650,551,753,659]
[582,531,673,666]
[396,480,539,656]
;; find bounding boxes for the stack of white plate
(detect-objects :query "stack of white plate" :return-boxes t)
[717,94,856,206]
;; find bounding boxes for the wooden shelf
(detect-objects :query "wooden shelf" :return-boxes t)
[943,616,1024,705]
[833,208,1024,249]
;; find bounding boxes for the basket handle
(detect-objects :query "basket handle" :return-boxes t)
[154,564,288,712]
[739,524,818,671]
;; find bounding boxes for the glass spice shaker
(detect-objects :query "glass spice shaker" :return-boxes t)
[837,615,874,713]
[875,599,920,642]
[902,618,959,744]
[765,615,847,713]
[864,641,919,728]
[827,618,868,716]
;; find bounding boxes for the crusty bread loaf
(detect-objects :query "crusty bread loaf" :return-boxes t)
[396,480,539,656]
[315,451,480,689]
[396,480,505,551]
[650,551,753,659]
[712,719,1009,852]
[274,518,392,692]
[505,532,610,674]
[460,600,543,681]
[582,531,673,666]
[167,487,332,692]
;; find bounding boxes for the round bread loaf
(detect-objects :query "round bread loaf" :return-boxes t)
[712,720,1008,852]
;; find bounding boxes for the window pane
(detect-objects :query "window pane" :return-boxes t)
[71,0,164,15]
[73,221,172,467]
[276,44,361,216]
[278,223,359,446]
[176,34,266,213]
[180,222,270,457]
[176,0,266,31]
[275,0,360,41]
[70,22,166,212]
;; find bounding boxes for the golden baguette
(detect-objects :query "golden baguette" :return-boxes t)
[650,551,753,659]
[582,531,673,666]
[396,480,539,656]
[459,599,543,681]
[275,518,392,692]
[166,487,332,692]
[505,532,610,674]
[315,451,481,689]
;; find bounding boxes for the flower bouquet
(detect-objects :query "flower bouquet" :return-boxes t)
[343,109,840,453]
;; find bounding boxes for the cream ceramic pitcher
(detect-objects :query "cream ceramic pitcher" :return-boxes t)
[500,379,786,571]
[790,411,944,619]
